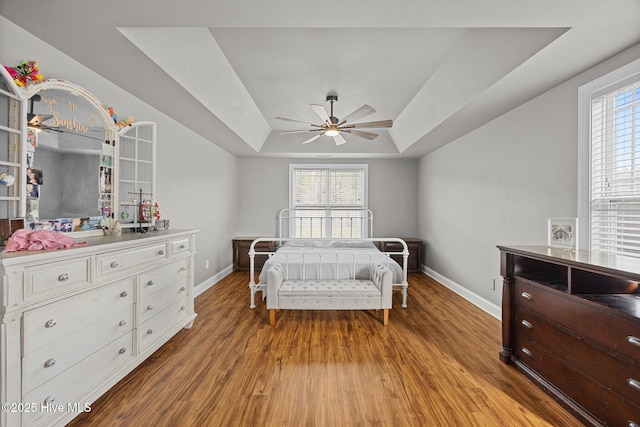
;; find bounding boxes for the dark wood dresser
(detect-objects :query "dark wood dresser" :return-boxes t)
[232,237,276,272]
[498,245,640,426]
[376,238,423,273]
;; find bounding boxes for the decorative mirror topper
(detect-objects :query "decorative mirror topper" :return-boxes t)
[3,60,44,87]
[40,94,97,134]
[107,106,133,129]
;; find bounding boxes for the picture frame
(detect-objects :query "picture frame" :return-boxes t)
[547,217,578,249]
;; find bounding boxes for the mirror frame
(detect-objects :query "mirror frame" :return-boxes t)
[22,79,119,237]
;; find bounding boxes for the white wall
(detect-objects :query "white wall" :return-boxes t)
[237,158,419,238]
[418,42,640,311]
[0,15,239,286]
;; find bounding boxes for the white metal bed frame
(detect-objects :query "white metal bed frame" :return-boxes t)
[249,208,409,310]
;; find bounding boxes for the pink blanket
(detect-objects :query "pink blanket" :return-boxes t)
[3,229,87,252]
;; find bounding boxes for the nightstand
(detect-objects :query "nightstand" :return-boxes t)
[376,238,423,273]
[232,237,276,271]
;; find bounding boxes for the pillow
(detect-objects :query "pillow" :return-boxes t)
[327,240,376,249]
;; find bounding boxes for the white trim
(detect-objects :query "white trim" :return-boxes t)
[422,265,501,320]
[194,264,233,298]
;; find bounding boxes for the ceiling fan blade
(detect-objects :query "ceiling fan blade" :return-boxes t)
[332,133,347,146]
[302,133,324,144]
[278,130,322,135]
[342,129,378,140]
[311,104,331,124]
[338,104,376,126]
[341,119,393,129]
[275,116,324,128]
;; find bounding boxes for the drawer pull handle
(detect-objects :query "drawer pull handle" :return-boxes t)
[44,358,56,368]
[628,378,640,392]
[521,320,533,330]
[180,286,186,292]
[147,280,154,286]
[120,291,128,298]
[181,306,186,311]
[119,347,126,355]
[521,292,534,301]
[147,305,154,311]
[180,244,185,249]
[44,395,56,405]
[628,422,640,427]
[110,261,119,268]
[147,329,153,335]
[180,267,187,272]
[158,249,165,255]
[119,320,127,327]
[58,273,69,282]
[628,336,640,348]
[521,347,533,358]
[45,319,57,328]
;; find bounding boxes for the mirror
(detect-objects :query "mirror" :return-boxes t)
[25,86,114,232]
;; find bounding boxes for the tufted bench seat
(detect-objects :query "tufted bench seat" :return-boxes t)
[266,262,393,326]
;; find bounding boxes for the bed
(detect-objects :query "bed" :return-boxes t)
[248,209,409,312]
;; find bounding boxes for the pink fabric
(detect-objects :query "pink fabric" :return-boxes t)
[3,228,87,252]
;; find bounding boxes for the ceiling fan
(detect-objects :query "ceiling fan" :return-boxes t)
[27,95,58,133]
[276,94,393,146]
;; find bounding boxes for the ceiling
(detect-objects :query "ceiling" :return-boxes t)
[2,0,639,158]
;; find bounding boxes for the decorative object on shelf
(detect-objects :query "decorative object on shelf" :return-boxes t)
[3,60,44,87]
[100,217,121,235]
[0,172,15,186]
[2,228,87,252]
[107,106,133,128]
[547,217,578,250]
[152,202,160,220]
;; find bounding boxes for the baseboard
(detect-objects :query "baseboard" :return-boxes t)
[194,264,233,298]
[422,265,501,320]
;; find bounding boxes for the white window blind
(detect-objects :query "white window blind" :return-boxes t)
[290,164,368,238]
[590,80,640,257]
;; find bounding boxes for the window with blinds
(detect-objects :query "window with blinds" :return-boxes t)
[590,79,640,257]
[289,164,368,238]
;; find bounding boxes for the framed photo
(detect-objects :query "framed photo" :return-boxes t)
[547,217,578,249]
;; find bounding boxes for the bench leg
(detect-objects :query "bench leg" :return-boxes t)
[383,308,389,326]
[270,309,276,326]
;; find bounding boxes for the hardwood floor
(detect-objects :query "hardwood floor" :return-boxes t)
[67,272,581,426]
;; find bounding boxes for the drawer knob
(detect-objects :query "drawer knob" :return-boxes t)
[158,249,165,255]
[147,329,153,335]
[119,347,127,355]
[521,347,533,358]
[521,320,533,330]
[120,291,128,298]
[521,292,534,301]
[180,286,186,292]
[44,358,56,368]
[181,306,186,311]
[628,336,640,348]
[119,319,127,327]
[44,395,55,405]
[147,280,154,286]
[180,267,187,272]
[58,273,69,282]
[110,261,119,268]
[628,378,640,392]
[147,305,154,311]
[180,244,185,249]
[45,319,57,328]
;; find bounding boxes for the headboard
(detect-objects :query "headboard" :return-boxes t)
[277,208,374,239]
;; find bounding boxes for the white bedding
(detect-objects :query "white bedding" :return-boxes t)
[258,240,404,283]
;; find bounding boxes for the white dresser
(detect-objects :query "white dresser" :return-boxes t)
[0,229,198,427]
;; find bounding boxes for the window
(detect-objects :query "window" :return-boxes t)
[289,164,368,238]
[579,58,640,257]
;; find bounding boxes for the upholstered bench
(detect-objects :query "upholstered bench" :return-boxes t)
[266,262,393,326]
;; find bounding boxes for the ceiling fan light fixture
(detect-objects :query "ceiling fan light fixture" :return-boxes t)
[325,128,339,137]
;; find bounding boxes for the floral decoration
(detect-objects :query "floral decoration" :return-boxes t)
[3,60,44,87]
[107,106,134,128]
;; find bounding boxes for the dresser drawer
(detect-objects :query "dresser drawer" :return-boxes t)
[171,238,191,256]
[24,256,92,299]
[22,305,133,394]
[23,277,135,355]
[515,278,640,364]
[514,336,640,426]
[139,258,189,298]
[140,281,188,322]
[96,242,169,281]
[23,331,133,425]
[515,307,640,405]
[139,298,190,353]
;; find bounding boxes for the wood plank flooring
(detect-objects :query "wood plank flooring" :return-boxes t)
[67,272,582,426]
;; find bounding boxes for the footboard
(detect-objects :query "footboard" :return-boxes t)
[248,238,409,310]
